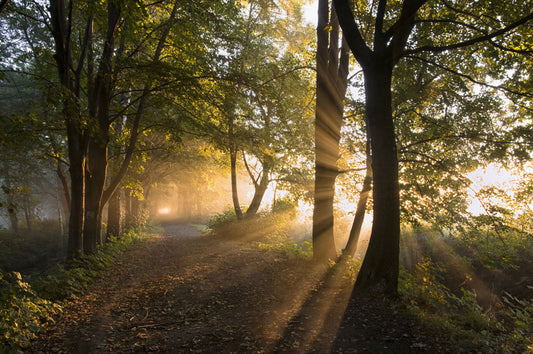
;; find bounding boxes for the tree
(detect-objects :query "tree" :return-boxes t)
[192,0,314,220]
[333,0,533,294]
[312,0,350,261]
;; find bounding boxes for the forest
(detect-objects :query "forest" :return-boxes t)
[0,0,532,352]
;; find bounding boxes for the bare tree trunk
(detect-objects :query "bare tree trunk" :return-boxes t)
[2,160,19,234]
[313,1,350,262]
[353,60,400,294]
[245,160,270,217]
[106,186,121,239]
[83,0,120,254]
[23,197,32,231]
[50,0,87,259]
[56,162,70,213]
[344,138,372,257]
[229,117,243,220]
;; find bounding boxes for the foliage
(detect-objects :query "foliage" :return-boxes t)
[271,198,297,214]
[0,228,150,351]
[256,233,313,260]
[0,271,61,351]
[399,257,533,353]
[207,208,240,230]
[503,291,533,351]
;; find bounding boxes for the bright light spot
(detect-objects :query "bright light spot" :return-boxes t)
[302,1,318,25]
[468,164,515,187]
[158,207,170,215]
[466,164,517,215]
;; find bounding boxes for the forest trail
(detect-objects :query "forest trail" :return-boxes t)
[28,225,451,353]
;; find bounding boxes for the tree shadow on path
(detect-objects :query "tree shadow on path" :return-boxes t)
[272,256,457,353]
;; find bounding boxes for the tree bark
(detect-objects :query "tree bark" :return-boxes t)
[82,0,121,253]
[56,162,70,213]
[353,58,400,295]
[230,147,244,220]
[83,141,108,253]
[245,160,270,217]
[50,0,87,259]
[229,117,244,220]
[313,1,350,262]
[23,196,32,231]
[2,160,19,235]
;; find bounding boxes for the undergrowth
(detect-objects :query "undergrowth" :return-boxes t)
[399,257,533,353]
[0,226,151,352]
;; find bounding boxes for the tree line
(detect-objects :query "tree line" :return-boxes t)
[1,0,532,298]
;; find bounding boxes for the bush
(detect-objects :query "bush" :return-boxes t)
[207,208,239,230]
[256,233,313,259]
[272,198,297,214]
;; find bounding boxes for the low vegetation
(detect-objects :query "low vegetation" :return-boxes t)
[0,226,153,351]
[398,228,533,353]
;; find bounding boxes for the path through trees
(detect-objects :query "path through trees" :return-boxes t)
[28,226,454,353]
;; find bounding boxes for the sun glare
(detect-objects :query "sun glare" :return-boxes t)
[158,207,170,215]
[466,164,517,215]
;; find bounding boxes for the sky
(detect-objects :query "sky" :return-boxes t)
[302,1,318,26]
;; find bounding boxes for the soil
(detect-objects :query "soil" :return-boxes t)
[27,224,456,353]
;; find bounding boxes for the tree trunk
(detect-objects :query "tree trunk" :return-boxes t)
[82,0,120,253]
[353,59,400,295]
[312,1,349,262]
[230,147,244,219]
[56,162,70,213]
[50,0,87,259]
[2,160,19,235]
[106,187,121,239]
[83,141,107,253]
[344,138,372,257]
[229,116,244,220]
[124,190,132,229]
[67,136,85,258]
[245,160,270,217]
[23,197,32,231]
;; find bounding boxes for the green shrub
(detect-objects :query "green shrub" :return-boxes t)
[207,208,238,230]
[256,233,313,259]
[0,271,62,351]
[272,198,297,214]
[502,290,533,352]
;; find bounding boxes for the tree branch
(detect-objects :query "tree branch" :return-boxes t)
[406,55,533,98]
[404,11,533,55]
[333,0,372,66]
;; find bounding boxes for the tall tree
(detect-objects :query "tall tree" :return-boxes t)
[333,0,533,294]
[313,0,350,261]
[49,0,89,258]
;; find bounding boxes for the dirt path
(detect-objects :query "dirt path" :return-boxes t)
[28,225,452,353]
